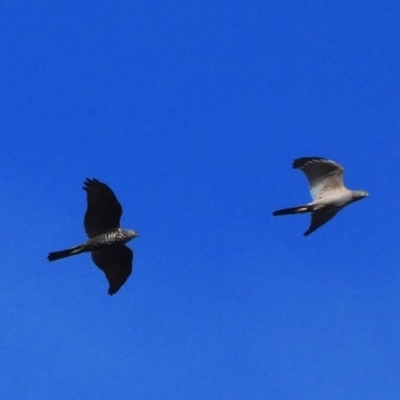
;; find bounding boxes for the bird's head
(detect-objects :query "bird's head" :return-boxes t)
[127,229,140,240]
[352,190,369,201]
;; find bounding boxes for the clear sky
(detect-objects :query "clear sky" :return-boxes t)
[1,1,399,399]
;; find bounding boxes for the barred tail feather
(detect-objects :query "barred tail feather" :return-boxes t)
[47,244,86,261]
[272,205,312,216]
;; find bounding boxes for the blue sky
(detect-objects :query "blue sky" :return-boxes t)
[1,1,399,399]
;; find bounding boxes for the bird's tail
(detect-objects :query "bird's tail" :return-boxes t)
[272,205,313,216]
[47,244,86,261]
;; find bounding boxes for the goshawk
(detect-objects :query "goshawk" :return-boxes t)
[272,157,368,236]
[48,178,140,295]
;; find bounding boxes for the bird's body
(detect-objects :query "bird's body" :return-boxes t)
[86,229,138,251]
[48,228,138,261]
[272,157,368,236]
[48,179,139,295]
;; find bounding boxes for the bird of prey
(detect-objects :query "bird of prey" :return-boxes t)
[272,157,368,236]
[48,178,140,295]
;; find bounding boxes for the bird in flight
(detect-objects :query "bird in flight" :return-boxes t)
[272,157,368,236]
[48,178,140,295]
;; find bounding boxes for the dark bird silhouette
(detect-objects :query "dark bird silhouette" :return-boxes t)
[48,178,140,295]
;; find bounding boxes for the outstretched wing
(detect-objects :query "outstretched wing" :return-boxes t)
[83,178,123,238]
[293,157,346,200]
[91,245,133,295]
[304,210,339,236]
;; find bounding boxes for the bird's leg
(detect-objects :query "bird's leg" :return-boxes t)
[295,207,309,213]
